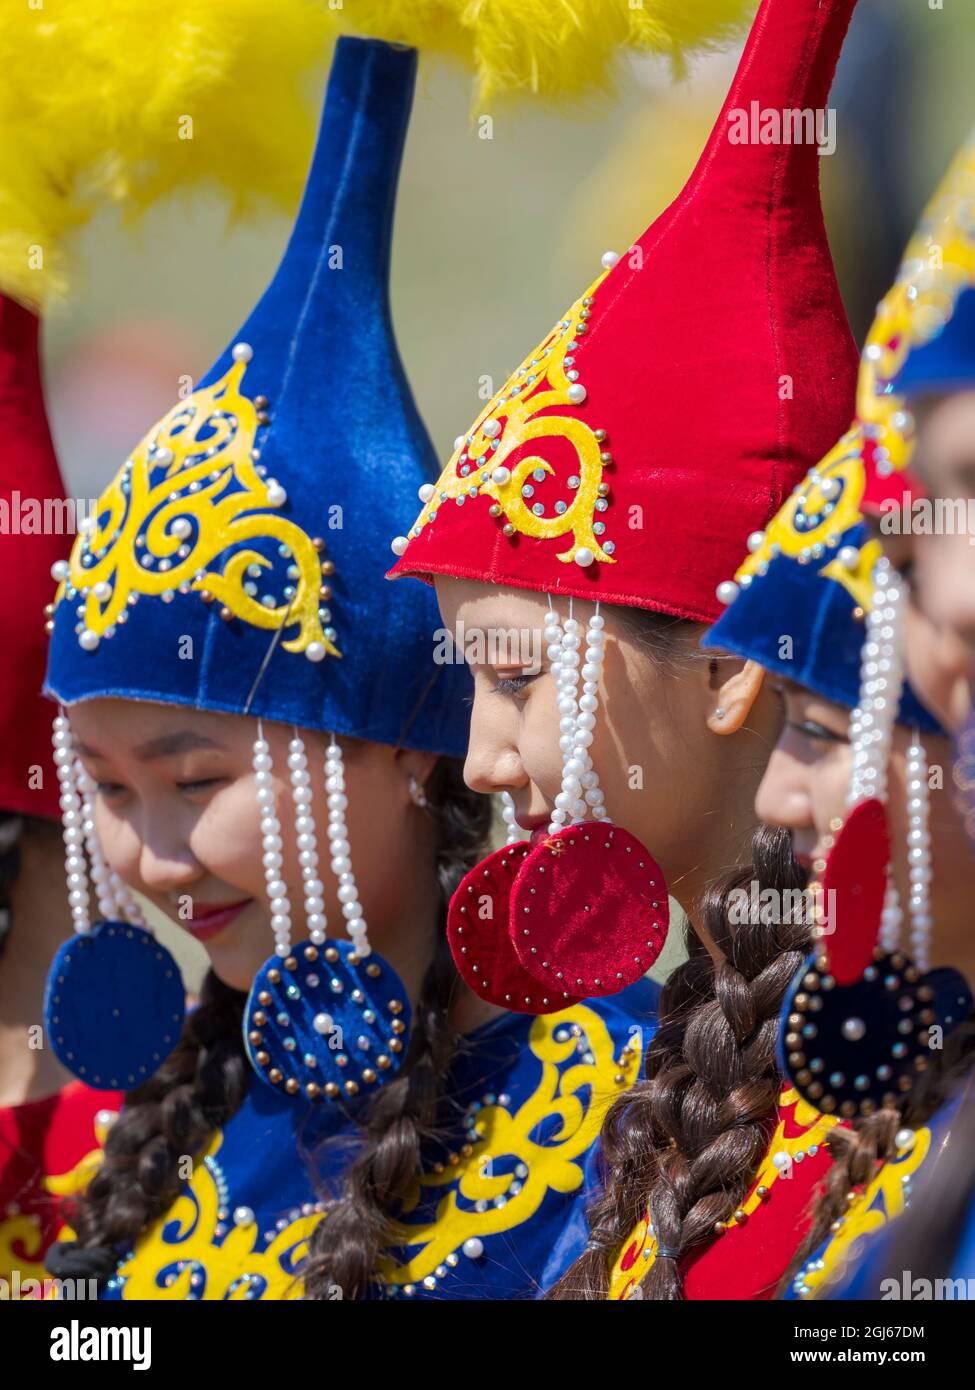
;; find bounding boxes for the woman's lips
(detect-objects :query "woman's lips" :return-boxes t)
[184,900,252,942]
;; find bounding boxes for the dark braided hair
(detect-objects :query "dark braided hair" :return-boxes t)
[50,756,489,1290]
[549,824,810,1298]
[299,756,490,1299]
[0,813,24,958]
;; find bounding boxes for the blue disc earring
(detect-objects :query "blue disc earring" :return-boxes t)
[243,726,411,1102]
[43,712,185,1090]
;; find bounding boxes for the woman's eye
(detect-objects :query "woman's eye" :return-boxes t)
[786,719,848,747]
[178,778,226,795]
[494,672,541,696]
[95,781,126,798]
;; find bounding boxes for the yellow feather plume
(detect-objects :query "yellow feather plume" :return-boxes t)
[0,0,335,310]
[332,0,755,104]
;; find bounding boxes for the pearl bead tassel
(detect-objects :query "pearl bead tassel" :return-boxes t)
[75,765,125,922]
[847,557,904,812]
[545,601,608,836]
[501,791,522,845]
[53,713,92,934]
[905,739,932,971]
[325,738,371,957]
[289,732,328,948]
[253,724,292,959]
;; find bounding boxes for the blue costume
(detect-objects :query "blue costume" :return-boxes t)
[101,982,657,1300]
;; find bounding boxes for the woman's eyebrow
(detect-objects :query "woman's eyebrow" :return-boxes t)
[74,731,225,762]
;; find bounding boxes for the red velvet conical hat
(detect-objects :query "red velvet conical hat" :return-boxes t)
[390,0,859,622]
[0,294,68,819]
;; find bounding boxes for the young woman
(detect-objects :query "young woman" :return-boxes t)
[44,38,655,1302]
[0,294,121,1295]
[389,0,864,1299]
[704,126,975,1299]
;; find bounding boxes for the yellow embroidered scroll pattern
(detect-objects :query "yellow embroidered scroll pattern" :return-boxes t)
[55,358,338,658]
[734,428,879,611]
[857,128,975,475]
[377,1002,642,1286]
[795,1125,932,1299]
[117,1134,313,1301]
[405,273,616,566]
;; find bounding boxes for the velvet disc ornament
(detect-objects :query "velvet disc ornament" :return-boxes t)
[243,939,412,1102]
[43,922,185,1090]
[778,948,973,1118]
[447,842,583,1014]
[820,797,891,986]
[510,825,669,997]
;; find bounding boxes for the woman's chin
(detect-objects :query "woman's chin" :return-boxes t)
[201,937,270,996]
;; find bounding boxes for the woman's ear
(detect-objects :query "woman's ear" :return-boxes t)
[394,748,439,804]
[706,659,767,735]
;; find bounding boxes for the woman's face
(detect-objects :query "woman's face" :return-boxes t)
[433,578,774,907]
[878,391,975,733]
[67,699,436,993]
[755,680,964,959]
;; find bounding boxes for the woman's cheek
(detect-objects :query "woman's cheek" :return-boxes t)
[93,801,142,891]
[193,785,267,898]
[813,747,852,844]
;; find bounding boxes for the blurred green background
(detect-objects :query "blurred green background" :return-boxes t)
[37,0,975,986]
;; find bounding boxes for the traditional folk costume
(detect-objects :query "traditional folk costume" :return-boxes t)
[41,37,657,1301]
[0,298,122,1294]
[1,1,338,1296]
[388,0,861,1298]
[708,128,975,1301]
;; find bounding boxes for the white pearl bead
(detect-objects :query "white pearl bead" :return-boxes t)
[79,629,100,651]
[491,466,511,486]
[482,419,502,439]
[600,251,620,270]
[418,483,435,503]
[390,535,409,557]
[462,1237,484,1259]
[567,384,587,406]
[305,641,326,663]
[715,580,740,606]
[232,342,253,363]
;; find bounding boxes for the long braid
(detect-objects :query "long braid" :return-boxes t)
[549,824,809,1298]
[299,758,491,1300]
[50,971,248,1275]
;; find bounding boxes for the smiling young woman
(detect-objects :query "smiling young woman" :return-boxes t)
[41,39,658,1303]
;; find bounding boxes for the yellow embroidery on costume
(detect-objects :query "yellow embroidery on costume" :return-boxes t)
[607,1087,839,1300]
[377,1003,641,1286]
[117,1133,314,1301]
[734,426,879,610]
[54,357,339,658]
[795,1125,932,1299]
[1,1121,112,1288]
[405,274,616,566]
[858,130,975,475]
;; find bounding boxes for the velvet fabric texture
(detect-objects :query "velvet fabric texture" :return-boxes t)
[510,825,669,996]
[100,980,660,1300]
[447,841,583,1014]
[777,950,973,1119]
[705,514,940,733]
[243,938,412,1102]
[389,0,859,623]
[43,923,185,1091]
[821,797,890,986]
[894,285,975,399]
[0,296,67,818]
[45,38,471,759]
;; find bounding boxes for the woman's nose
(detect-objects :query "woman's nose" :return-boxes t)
[754,744,814,833]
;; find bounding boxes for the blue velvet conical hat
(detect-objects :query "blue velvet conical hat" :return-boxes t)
[46,37,469,757]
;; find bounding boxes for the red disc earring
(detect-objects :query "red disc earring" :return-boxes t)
[447,841,583,1014]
